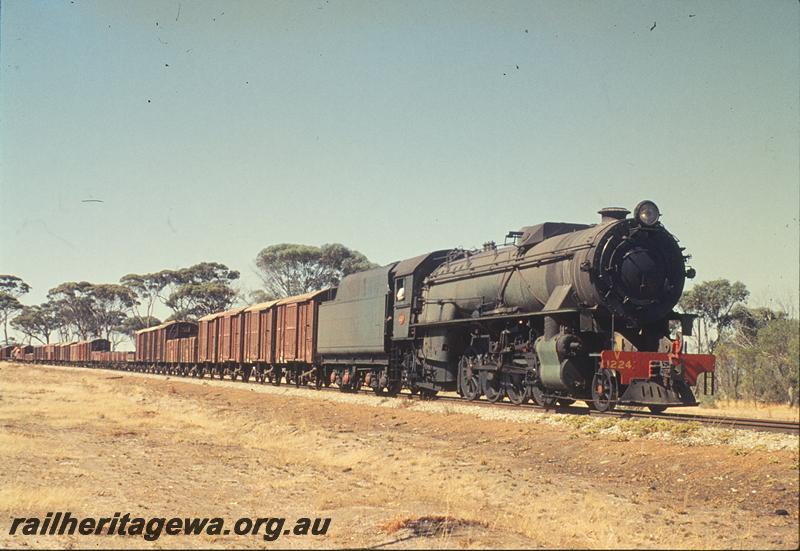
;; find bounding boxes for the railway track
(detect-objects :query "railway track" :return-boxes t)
[407,391,800,435]
[24,361,800,435]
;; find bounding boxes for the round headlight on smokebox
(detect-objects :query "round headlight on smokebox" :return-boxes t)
[634,200,660,226]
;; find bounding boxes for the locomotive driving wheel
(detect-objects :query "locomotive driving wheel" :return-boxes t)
[457,353,481,401]
[503,373,529,405]
[591,368,617,412]
[482,372,504,403]
[530,384,556,407]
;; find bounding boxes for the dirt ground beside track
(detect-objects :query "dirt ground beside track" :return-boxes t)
[0,362,798,549]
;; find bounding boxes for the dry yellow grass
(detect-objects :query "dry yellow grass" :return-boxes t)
[1,362,798,549]
[690,399,800,421]
[0,486,78,512]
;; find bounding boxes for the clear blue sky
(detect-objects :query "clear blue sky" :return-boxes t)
[2,1,798,323]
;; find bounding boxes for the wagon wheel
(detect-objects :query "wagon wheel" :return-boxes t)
[591,369,617,412]
[482,372,504,403]
[197,366,205,379]
[457,354,481,401]
[530,384,557,407]
[371,371,391,396]
[648,405,668,414]
[504,373,529,405]
[241,366,251,383]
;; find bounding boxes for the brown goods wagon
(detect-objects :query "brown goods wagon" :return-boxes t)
[217,306,247,363]
[198,312,222,363]
[0,344,15,360]
[137,321,198,364]
[243,299,281,364]
[154,327,164,362]
[179,336,197,363]
[91,351,122,363]
[70,340,99,362]
[55,342,73,362]
[274,289,333,365]
[136,322,169,363]
[163,321,196,362]
[107,351,128,363]
[73,339,111,362]
[33,345,46,361]
[166,336,196,364]
[135,324,159,363]
[93,339,110,359]
[44,344,57,362]
[136,322,164,362]
[14,345,33,360]
[165,338,179,363]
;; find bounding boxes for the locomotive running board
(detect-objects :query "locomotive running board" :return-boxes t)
[411,307,596,329]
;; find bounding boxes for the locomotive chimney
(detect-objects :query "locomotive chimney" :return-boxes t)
[598,207,630,224]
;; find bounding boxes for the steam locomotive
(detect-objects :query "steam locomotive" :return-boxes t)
[319,199,714,412]
[14,200,715,413]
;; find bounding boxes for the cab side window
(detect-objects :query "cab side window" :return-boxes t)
[395,278,406,304]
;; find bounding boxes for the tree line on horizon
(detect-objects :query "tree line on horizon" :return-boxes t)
[0,243,375,349]
[1,255,797,405]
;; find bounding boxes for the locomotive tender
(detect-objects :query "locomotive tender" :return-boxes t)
[17,200,714,412]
